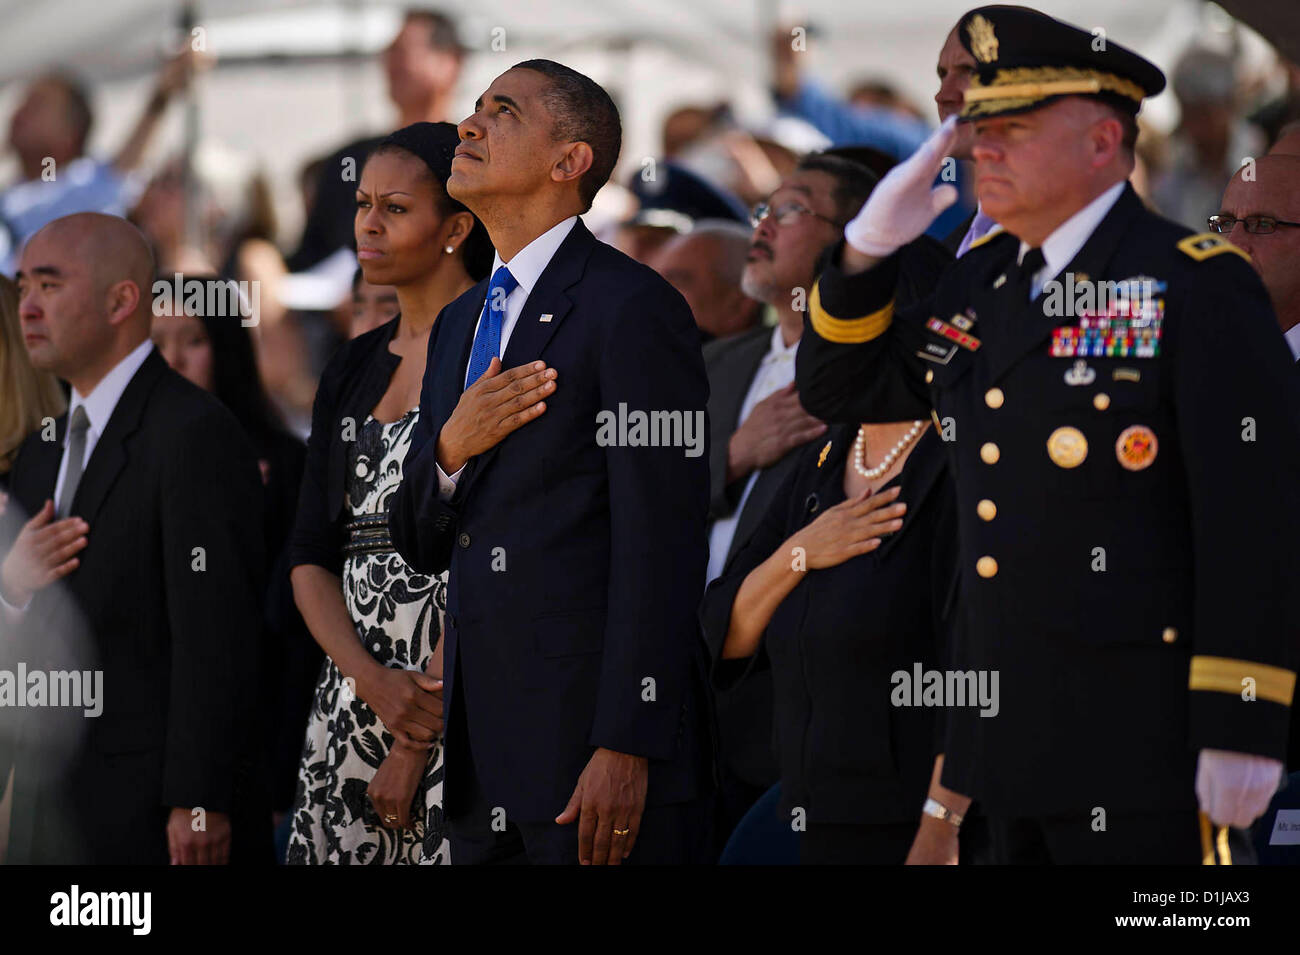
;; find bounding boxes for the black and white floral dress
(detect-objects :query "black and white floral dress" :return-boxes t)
[287,410,449,865]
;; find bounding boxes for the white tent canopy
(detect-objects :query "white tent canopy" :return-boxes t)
[0,0,1287,245]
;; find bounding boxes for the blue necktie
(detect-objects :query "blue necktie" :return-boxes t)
[465,265,518,389]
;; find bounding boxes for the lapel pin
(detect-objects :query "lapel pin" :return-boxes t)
[817,441,831,468]
[539,313,553,323]
[993,274,1007,289]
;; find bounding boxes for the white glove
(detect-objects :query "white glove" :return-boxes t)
[843,114,962,257]
[1195,748,1283,828]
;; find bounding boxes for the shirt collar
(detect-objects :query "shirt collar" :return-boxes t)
[69,339,154,438]
[1285,322,1300,362]
[491,215,579,296]
[969,204,996,238]
[764,323,799,362]
[1018,180,1126,278]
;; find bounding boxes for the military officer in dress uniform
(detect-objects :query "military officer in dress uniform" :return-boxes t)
[796,6,1300,864]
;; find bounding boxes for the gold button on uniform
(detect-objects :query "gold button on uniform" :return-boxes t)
[1093,392,1111,411]
[925,369,934,384]
[985,387,1004,409]
[977,499,997,521]
[1162,627,1177,644]
[980,442,1000,464]
[976,556,998,578]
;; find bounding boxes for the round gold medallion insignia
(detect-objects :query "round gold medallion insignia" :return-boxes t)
[1046,426,1088,468]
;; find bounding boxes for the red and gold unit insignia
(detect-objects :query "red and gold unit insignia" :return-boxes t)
[1115,425,1158,471]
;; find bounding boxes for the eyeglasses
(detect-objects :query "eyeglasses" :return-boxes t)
[750,201,840,229]
[1207,214,1300,235]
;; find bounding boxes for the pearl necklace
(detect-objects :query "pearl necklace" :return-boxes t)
[853,421,925,479]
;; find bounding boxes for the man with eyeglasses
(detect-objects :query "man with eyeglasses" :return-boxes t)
[1214,155,1300,364]
[1218,152,1300,784]
[700,151,949,857]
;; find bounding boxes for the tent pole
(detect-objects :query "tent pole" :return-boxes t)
[180,1,202,256]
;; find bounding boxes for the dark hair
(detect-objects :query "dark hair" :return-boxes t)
[511,59,622,211]
[367,122,494,281]
[42,73,93,153]
[795,152,881,225]
[404,8,464,54]
[165,274,286,444]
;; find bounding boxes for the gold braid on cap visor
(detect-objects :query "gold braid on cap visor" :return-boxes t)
[960,66,1147,118]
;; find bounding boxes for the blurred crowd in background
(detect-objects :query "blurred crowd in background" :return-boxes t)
[3,7,1296,442]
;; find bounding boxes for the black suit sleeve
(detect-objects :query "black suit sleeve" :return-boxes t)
[389,305,463,576]
[587,278,711,760]
[288,347,346,576]
[159,407,266,812]
[707,416,744,521]
[797,240,936,425]
[702,340,748,521]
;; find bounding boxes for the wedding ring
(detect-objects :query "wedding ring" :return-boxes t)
[613,827,630,836]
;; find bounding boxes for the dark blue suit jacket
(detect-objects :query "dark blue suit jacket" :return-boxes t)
[390,218,714,823]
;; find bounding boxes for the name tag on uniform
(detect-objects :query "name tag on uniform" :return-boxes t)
[917,342,959,365]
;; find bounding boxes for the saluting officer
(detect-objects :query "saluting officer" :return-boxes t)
[797,5,1300,864]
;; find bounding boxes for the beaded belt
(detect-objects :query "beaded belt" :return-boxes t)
[343,513,393,555]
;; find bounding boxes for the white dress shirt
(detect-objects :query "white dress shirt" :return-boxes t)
[1284,323,1300,362]
[53,339,155,509]
[1,339,154,613]
[437,215,579,498]
[1018,180,1126,300]
[706,325,800,582]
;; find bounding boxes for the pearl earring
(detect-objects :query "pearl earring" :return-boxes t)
[444,245,455,254]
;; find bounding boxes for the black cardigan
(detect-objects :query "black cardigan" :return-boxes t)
[700,424,960,826]
[288,316,402,575]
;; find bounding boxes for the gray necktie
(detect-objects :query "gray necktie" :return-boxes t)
[57,405,90,519]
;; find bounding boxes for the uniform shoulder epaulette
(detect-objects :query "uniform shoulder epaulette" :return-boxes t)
[1176,232,1251,264]
[967,225,1009,251]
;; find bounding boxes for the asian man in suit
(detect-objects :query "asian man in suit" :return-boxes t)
[389,60,714,865]
[1,212,266,864]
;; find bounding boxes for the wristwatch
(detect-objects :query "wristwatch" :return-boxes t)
[922,797,964,829]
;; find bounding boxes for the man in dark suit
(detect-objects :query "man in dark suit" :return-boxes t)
[1,213,265,864]
[1217,153,1300,777]
[389,60,713,865]
[1215,155,1300,368]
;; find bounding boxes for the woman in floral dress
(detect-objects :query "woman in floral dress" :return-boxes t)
[285,123,493,864]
